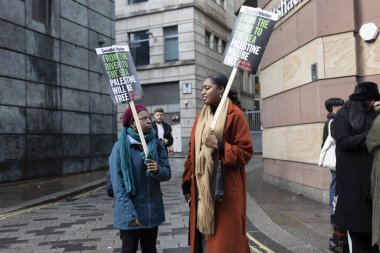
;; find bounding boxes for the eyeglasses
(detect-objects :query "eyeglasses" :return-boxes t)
[138,116,154,122]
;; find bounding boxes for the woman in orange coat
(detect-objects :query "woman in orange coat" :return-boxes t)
[182,73,253,253]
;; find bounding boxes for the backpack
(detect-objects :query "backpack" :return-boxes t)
[106,169,114,198]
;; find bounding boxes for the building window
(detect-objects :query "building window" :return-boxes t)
[129,31,150,66]
[240,71,256,96]
[213,35,220,51]
[32,0,51,25]
[213,0,226,9]
[205,31,211,48]
[215,37,226,54]
[220,0,225,9]
[254,100,260,110]
[221,40,227,53]
[254,76,260,96]
[128,0,148,4]
[205,30,226,54]
[164,26,178,62]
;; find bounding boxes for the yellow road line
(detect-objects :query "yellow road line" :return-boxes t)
[250,245,262,253]
[0,203,53,221]
[247,232,275,253]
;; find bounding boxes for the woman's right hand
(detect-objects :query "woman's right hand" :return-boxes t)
[128,219,141,227]
[184,193,191,203]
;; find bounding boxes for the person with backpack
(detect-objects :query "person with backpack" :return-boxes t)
[109,104,171,253]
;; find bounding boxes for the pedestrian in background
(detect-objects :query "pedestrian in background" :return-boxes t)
[366,113,380,249]
[152,107,173,153]
[109,104,171,253]
[321,98,346,252]
[332,82,380,253]
[182,73,253,253]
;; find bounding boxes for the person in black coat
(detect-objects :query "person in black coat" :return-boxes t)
[332,82,380,253]
[152,108,173,153]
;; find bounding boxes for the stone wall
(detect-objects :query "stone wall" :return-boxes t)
[0,0,116,183]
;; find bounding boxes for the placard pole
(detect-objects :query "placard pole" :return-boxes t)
[129,100,149,158]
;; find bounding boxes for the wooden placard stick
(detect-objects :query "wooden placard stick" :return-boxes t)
[210,67,238,130]
[129,100,149,158]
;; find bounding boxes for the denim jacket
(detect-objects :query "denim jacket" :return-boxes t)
[109,138,171,230]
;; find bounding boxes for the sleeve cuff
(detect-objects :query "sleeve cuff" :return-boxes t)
[182,181,191,195]
[218,141,225,157]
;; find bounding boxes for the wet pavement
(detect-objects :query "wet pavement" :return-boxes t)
[246,157,330,252]
[0,155,331,252]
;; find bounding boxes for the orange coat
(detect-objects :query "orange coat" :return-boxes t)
[182,102,253,253]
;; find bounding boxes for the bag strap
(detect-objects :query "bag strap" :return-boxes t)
[328,119,333,137]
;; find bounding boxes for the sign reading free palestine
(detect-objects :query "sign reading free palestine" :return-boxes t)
[222,6,278,74]
[96,45,143,104]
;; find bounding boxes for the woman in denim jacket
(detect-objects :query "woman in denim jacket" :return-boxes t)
[109,104,171,253]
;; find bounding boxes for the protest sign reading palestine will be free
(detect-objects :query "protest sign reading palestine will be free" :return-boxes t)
[222,6,278,74]
[96,45,143,104]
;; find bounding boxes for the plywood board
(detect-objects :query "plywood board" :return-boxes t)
[260,59,284,99]
[283,38,324,90]
[358,37,380,76]
[323,32,357,78]
[262,123,323,163]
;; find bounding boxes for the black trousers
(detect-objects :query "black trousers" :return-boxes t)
[348,231,379,253]
[120,227,158,253]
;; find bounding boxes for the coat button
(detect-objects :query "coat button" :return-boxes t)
[191,175,193,179]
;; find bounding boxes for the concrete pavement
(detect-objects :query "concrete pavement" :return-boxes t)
[0,155,331,252]
[246,156,330,252]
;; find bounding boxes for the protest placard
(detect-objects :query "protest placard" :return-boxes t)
[96,45,143,104]
[96,45,148,157]
[212,7,278,130]
[222,6,278,74]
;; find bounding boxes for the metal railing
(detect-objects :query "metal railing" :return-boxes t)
[244,111,262,133]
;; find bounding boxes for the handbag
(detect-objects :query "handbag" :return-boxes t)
[214,159,224,201]
[318,120,336,170]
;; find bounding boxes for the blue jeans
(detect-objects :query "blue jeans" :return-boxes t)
[329,170,336,215]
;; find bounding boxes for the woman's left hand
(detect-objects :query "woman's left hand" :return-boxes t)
[146,159,159,174]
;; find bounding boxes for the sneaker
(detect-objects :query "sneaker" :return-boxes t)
[329,237,337,252]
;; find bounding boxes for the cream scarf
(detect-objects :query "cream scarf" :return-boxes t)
[195,99,229,235]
